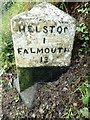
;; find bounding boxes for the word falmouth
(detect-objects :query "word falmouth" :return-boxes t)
[17,47,69,55]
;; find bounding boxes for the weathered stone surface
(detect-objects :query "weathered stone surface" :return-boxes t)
[20,83,38,108]
[11,2,76,68]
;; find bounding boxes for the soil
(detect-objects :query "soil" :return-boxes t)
[1,43,90,119]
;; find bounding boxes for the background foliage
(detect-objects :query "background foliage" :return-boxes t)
[0,1,36,73]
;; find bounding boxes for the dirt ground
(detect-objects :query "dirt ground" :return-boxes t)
[1,41,89,119]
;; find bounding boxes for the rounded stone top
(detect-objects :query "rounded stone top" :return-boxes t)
[11,2,76,24]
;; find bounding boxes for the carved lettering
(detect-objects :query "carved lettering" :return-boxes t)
[24,49,29,54]
[57,26,62,34]
[43,26,48,33]
[51,48,56,53]
[18,25,68,34]
[30,48,35,53]
[19,25,25,32]
[44,56,48,63]
[28,26,33,32]
[37,48,43,54]
[50,26,55,33]
[17,48,22,54]
[43,38,46,44]
[17,47,69,55]
[45,48,50,53]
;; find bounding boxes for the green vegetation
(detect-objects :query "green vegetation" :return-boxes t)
[79,81,90,106]
[78,2,90,14]
[79,77,90,118]
[0,2,36,73]
[65,76,90,119]
[76,2,90,55]
[76,23,89,54]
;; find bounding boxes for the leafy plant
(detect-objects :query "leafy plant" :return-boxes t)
[80,107,89,118]
[59,3,65,10]
[76,23,89,54]
[76,2,90,55]
[79,82,90,106]
[66,108,75,119]
[79,77,90,118]
[78,3,90,14]
[65,76,90,119]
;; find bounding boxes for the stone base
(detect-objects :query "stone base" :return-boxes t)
[18,66,69,91]
[14,66,69,108]
[20,83,38,108]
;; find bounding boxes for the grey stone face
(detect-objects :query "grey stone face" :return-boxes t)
[11,2,76,68]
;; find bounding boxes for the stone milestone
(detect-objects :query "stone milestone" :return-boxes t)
[11,2,76,68]
[11,2,76,108]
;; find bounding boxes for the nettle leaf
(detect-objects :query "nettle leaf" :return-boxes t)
[85,36,89,41]
[80,107,89,118]
[80,85,86,93]
[76,27,81,32]
[82,95,89,106]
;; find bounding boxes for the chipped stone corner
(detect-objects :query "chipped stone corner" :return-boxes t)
[20,83,38,108]
[13,77,20,93]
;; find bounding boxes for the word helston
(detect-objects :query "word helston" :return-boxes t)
[19,25,68,34]
[17,47,69,55]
